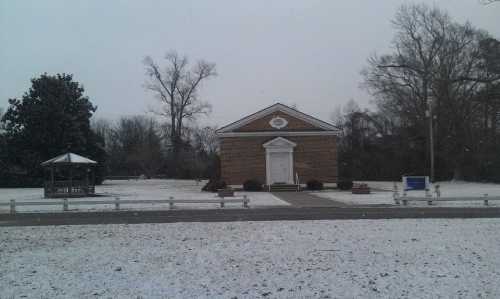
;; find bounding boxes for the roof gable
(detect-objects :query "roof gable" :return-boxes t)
[235,111,320,132]
[217,103,338,133]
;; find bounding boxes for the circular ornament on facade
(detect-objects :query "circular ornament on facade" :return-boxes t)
[269,116,288,129]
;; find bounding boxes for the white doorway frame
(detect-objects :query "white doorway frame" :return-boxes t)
[263,137,296,185]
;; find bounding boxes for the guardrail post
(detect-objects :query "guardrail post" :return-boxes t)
[115,197,120,210]
[402,199,408,206]
[435,184,441,198]
[243,195,248,208]
[63,198,68,211]
[10,199,15,214]
[393,183,400,205]
[169,196,174,209]
[220,201,225,208]
[484,194,489,206]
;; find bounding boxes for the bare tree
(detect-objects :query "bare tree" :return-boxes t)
[363,4,449,126]
[192,126,219,155]
[143,51,216,176]
[104,116,164,177]
[480,38,500,75]
[0,108,5,133]
[362,3,499,180]
[91,118,113,151]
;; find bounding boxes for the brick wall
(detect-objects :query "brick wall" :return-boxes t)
[289,136,338,184]
[220,136,337,185]
[235,112,324,132]
[219,137,267,185]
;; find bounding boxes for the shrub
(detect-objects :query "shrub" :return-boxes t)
[306,179,323,190]
[243,179,263,191]
[337,180,353,190]
[202,179,227,192]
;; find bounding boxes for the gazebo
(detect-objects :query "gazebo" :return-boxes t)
[41,152,97,198]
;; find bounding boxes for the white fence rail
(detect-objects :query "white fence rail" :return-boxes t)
[392,183,500,206]
[396,195,500,206]
[0,196,249,214]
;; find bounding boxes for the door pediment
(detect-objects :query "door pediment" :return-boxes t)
[263,137,297,149]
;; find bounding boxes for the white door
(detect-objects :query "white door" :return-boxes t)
[270,152,290,184]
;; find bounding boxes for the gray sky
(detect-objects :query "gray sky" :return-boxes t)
[1,1,499,127]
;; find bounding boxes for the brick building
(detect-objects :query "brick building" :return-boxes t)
[216,103,339,188]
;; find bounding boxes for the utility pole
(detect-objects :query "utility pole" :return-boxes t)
[427,98,435,182]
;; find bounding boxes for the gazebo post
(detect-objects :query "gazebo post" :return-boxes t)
[85,167,90,195]
[69,164,73,196]
[50,165,55,196]
[91,167,95,194]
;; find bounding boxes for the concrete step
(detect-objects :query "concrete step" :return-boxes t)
[267,184,300,192]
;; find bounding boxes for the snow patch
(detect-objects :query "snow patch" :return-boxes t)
[0,179,289,213]
[315,181,500,207]
[1,219,499,298]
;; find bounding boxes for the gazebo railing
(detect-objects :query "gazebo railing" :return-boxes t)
[44,180,95,198]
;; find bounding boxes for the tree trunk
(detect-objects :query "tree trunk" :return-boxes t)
[453,163,464,181]
[452,148,465,181]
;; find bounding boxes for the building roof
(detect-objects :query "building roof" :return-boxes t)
[41,152,97,166]
[216,102,339,134]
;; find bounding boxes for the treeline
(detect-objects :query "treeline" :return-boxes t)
[92,116,219,179]
[335,4,500,182]
[2,3,499,187]
[0,51,218,187]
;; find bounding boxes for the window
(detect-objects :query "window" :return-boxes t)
[269,116,288,129]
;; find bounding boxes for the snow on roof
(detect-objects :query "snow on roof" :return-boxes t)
[41,153,97,166]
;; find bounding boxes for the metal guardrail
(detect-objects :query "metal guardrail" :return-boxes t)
[103,175,174,180]
[104,176,140,180]
[0,196,249,214]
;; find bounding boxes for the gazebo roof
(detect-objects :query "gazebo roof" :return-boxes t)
[41,152,97,166]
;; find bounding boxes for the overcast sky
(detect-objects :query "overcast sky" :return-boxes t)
[1,0,499,127]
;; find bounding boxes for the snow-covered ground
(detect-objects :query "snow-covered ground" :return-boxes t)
[314,181,500,207]
[0,179,289,213]
[1,219,499,298]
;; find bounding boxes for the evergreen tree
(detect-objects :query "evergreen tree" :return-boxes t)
[1,73,106,186]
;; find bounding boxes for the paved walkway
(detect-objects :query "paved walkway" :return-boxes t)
[272,192,348,207]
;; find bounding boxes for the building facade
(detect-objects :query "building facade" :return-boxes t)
[216,103,339,187]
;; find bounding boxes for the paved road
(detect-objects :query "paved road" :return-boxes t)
[1,207,500,226]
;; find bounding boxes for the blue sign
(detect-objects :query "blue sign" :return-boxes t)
[403,176,429,191]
